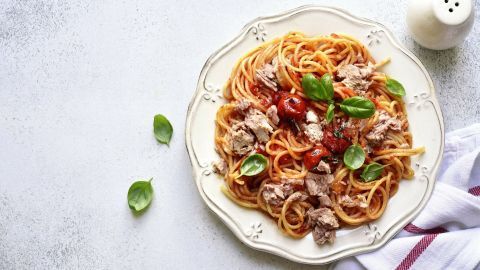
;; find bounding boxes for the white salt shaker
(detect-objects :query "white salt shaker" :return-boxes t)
[406,0,474,50]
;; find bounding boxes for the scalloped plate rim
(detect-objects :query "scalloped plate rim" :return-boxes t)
[185,5,444,265]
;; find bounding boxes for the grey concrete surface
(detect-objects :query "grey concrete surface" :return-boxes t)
[0,0,478,269]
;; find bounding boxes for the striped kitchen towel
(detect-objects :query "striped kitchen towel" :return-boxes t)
[335,124,480,270]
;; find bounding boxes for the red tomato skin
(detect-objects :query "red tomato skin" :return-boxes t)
[277,94,307,121]
[321,128,351,154]
[272,91,289,105]
[304,145,331,170]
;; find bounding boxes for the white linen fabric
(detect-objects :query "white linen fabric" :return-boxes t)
[335,124,480,270]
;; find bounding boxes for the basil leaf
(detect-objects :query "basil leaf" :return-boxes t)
[386,77,406,97]
[320,73,334,100]
[339,96,375,119]
[301,73,333,101]
[153,114,173,145]
[128,178,154,212]
[239,153,268,177]
[361,162,384,182]
[301,73,323,101]
[343,145,365,170]
[326,103,335,124]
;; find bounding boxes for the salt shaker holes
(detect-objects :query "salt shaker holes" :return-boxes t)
[447,1,460,12]
[407,0,474,49]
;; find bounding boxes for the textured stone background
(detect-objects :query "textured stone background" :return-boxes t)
[0,0,478,269]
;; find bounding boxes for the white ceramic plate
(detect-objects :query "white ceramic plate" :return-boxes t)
[185,5,444,265]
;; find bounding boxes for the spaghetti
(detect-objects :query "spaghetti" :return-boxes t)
[213,32,424,244]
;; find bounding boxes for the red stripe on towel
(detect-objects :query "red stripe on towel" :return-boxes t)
[404,223,448,234]
[395,234,438,270]
[468,186,480,196]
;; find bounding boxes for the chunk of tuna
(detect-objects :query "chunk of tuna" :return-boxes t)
[366,110,402,145]
[235,99,251,113]
[340,194,368,208]
[307,207,339,245]
[312,225,336,245]
[318,194,332,207]
[266,105,280,125]
[316,161,331,174]
[284,178,304,186]
[227,122,255,155]
[337,63,374,93]
[305,172,333,196]
[262,183,294,206]
[286,191,309,203]
[245,109,273,143]
[255,63,279,91]
[339,195,356,208]
[212,159,227,175]
[272,57,291,90]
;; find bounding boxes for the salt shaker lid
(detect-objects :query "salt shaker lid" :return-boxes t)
[433,0,473,25]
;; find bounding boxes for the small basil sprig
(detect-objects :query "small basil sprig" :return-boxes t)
[343,145,365,170]
[153,114,173,145]
[302,73,335,122]
[301,73,334,101]
[386,77,406,97]
[361,162,384,182]
[340,96,375,119]
[326,102,335,124]
[333,129,344,139]
[238,153,268,177]
[128,178,154,212]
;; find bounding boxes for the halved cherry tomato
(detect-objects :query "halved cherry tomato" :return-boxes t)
[272,91,290,105]
[321,126,351,154]
[277,93,307,120]
[304,145,331,170]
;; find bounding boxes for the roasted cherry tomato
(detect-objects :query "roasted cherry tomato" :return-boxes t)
[277,93,307,120]
[303,145,331,170]
[321,126,351,154]
[272,91,290,106]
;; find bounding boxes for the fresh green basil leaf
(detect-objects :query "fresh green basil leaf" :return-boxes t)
[339,96,375,119]
[343,145,365,170]
[301,73,323,101]
[326,103,335,124]
[361,162,384,182]
[128,178,154,212]
[301,73,333,101]
[320,73,334,100]
[239,153,268,177]
[153,114,173,145]
[386,77,406,97]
